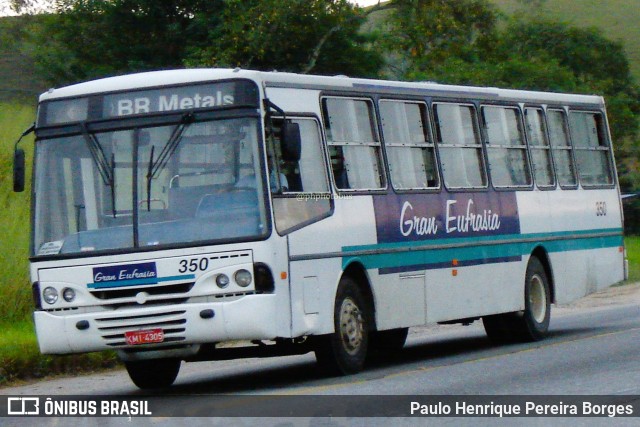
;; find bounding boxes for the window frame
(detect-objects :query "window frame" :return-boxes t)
[378,98,441,193]
[479,103,534,191]
[567,109,616,189]
[321,95,388,193]
[523,105,556,190]
[271,114,333,196]
[545,107,579,190]
[431,101,488,192]
[269,114,335,235]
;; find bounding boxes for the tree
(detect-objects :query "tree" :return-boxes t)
[381,0,497,78]
[497,19,640,147]
[23,0,384,86]
[185,0,383,77]
[501,20,634,93]
[23,0,224,86]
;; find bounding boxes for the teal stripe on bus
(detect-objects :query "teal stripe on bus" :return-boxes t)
[341,229,623,272]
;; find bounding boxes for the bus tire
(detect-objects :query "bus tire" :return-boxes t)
[368,328,408,361]
[125,358,181,389]
[314,276,370,375]
[515,256,551,341]
[482,313,514,344]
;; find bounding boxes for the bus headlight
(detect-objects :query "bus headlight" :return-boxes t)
[43,287,58,305]
[216,274,230,288]
[62,288,76,302]
[234,269,252,287]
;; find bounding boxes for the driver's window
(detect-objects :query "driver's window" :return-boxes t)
[272,117,332,234]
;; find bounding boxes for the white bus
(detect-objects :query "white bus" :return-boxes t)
[13,69,627,388]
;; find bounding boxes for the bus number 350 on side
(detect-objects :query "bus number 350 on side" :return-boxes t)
[178,257,210,273]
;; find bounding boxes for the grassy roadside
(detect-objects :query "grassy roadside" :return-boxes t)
[1,102,116,385]
[1,102,35,322]
[625,235,640,283]
[0,321,118,385]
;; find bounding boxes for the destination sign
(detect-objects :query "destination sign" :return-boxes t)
[39,80,259,126]
[103,82,242,118]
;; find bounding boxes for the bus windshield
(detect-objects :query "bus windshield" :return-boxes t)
[34,117,268,256]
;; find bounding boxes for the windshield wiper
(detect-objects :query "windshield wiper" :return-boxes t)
[80,123,116,217]
[146,145,155,212]
[145,112,194,211]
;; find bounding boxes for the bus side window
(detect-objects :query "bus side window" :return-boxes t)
[322,97,385,191]
[379,100,439,190]
[481,105,532,188]
[272,118,332,234]
[433,103,487,189]
[569,111,614,186]
[547,109,578,188]
[525,107,555,188]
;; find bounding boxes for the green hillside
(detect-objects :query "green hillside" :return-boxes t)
[489,0,640,82]
[0,16,47,102]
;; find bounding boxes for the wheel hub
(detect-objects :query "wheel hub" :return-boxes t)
[529,274,547,324]
[339,297,364,356]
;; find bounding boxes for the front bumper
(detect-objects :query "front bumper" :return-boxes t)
[34,294,279,356]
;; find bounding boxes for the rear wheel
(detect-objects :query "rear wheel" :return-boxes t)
[315,276,370,375]
[482,256,551,343]
[516,257,551,341]
[125,358,181,389]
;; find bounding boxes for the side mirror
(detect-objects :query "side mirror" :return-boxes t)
[280,120,301,162]
[13,148,26,193]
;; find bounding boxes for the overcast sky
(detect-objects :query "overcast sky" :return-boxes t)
[350,0,383,6]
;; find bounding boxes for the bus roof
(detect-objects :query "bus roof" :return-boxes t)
[40,68,605,107]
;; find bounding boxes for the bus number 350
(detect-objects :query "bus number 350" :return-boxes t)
[178,257,210,273]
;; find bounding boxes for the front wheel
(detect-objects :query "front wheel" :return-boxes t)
[125,358,181,389]
[315,276,370,375]
[368,328,408,361]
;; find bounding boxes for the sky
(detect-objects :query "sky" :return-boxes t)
[351,0,384,6]
[0,0,54,16]
[0,0,15,16]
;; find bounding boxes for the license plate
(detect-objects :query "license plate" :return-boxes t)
[124,329,164,345]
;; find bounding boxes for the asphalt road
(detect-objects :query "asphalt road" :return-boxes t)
[2,298,640,426]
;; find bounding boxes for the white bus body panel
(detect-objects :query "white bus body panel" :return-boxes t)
[517,188,624,304]
[32,239,291,355]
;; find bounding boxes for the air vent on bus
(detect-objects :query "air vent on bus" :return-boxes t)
[95,310,188,348]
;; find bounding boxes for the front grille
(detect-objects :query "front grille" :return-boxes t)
[90,282,194,300]
[95,310,188,348]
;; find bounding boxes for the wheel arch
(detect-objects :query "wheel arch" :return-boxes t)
[530,245,556,304]
[341,260,377,331]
